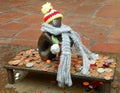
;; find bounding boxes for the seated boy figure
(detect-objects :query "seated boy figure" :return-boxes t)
[38,2,98,87]
[38,2,72,61]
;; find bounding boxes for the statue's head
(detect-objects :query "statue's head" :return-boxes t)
[41,2,63,27]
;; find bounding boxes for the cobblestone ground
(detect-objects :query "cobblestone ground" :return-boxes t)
[0,0,120,93]
[0,0,120,53]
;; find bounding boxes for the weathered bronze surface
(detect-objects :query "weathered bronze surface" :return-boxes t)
[38,18,62,60]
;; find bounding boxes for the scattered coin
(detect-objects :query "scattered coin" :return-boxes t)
[103,56,109,60]
[8,61,14,65]
[26,62,34,67]
[74,64,81,68]
[107,59,114,63]
[91,71,99,77]
[18,61,24,66]
[46,59,51,64]
[9,60,21,66]
[96,61,104,68]
[36,61,40,64]
[104,76,111,80]
[104,68,112,72]
[83,81,89,86]
[13,56,21,60]
[7,49,117,80]
[105,72,113,77]
[109,63,116,68]
[97,68,105,73]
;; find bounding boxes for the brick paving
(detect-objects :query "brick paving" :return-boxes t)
[0,0,120,53]
[0,0,120,93]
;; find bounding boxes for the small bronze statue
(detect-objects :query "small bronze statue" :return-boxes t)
[38,3,73,61]
[38,3,63,61]
[38,2,98,87]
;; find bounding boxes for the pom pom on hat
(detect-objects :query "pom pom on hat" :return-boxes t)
[41,2,63,24]
[41,2,53,14]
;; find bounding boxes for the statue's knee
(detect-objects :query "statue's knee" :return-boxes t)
[38,33,55,60]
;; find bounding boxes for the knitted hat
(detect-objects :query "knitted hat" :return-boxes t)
[41,2,63,24]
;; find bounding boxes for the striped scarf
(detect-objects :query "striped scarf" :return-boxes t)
[41,23,97,87]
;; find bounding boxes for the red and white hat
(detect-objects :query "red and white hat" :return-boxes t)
[41,2,63,24]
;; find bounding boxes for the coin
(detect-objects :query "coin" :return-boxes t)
[99,55,103,59]
[12,61,19,66]
[74,64,81,68]
[71,54,77,59]
[18,61,24,66]
[26,62,34,67]
[42,67,48,71]
[83,82,89,86]
[13,56,21,60]
[23,61,29,65]
[96,63,103,68]
[77,60,83,64]
[104,68,112,72]
[97,68,105,73]
[8,61,14,65]
[36,61,40,64]
[104,76,111,80]
[23,54,29,58]
[34,62,40,68]
[46,60,51,64]
[11,60,21,66]
[103,56,109,60]
[95,61,104,68]
[90,71,99,77]
[109,63,116,68]
[71,68,76,74]
[105,72,113,77]
[107,59,114,63]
